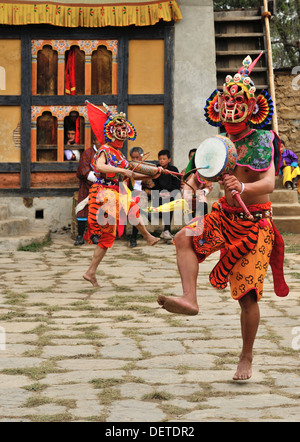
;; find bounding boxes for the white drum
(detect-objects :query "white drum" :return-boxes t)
[194,135,237,182]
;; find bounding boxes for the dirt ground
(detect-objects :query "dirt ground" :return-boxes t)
[282,232,300,254]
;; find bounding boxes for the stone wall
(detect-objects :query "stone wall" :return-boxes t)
[1,196,73,233]
[275,69,300,157]
[174,0,217,172]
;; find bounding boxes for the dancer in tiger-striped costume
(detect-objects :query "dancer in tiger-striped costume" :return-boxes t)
[158,54,289,381]
[83,102,161,288]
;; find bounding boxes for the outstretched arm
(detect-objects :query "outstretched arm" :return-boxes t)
[96,151,133,179]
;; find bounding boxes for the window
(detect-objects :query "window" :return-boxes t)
[91,45,113,95]
[31,39,118,163]
[0,25,174,193]
[37,45,58,95]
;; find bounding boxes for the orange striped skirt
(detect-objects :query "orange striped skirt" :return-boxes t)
[186,198,274,301]
[88,182,139,249]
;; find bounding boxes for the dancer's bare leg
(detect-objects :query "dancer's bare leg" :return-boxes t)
[136,218,160,246]
[157,229,199,315]
[233,291,260,381]
[83,245,107,287]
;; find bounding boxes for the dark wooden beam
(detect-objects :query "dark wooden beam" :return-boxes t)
[31,162,79,172]
[0,96,21,106]
[117,34,129,158]
[20,32,32,191]
[0,163,21,173]
[0,188,77,197]
[164,25,175,156]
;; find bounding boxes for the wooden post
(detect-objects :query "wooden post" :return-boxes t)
[85,55,92,95]
[58,54,65,95]
[31,55,37,95]
[31,121,37,162]
[57,121,65,162]
[85,122,91,150]
[262,0,279,134]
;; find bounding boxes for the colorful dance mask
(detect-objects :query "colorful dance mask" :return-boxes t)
[86,101,136,147]
[204,53,274,133]
[103,104,136,144]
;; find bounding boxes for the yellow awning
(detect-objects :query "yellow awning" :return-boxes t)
[0,0,183,27]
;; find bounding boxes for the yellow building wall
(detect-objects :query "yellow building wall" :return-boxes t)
[128,105,164,161]
[128,39,165,160]
[0,40,21,95]
[128,39,164,94]
[0,107,21,162]
[0,40,21,163]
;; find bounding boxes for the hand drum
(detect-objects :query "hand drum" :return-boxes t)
[194,135,237,182]
[194,135,253,220]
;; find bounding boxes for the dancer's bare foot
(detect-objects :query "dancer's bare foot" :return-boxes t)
[146,235,160,246]
[157,295,199,316]
[83,273,101,288]
[233,355,253,381]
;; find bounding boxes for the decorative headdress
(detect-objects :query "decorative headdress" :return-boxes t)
[86,101,137,146]
[204,52,274,129]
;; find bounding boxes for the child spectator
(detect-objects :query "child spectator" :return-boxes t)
[129,146,153,248]
[151,149,181,241]
[280,139,300,190]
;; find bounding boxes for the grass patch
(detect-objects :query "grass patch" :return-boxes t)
[282,233,300,254]
[114,315,135,322]
[142,391,173,401]
[17,235,51,252]
[23,383,49,393]
[160,404,187,417]
[23,395,52,408]
[26,412,73,422]
[98,387,121,405]
[72,325,106,341]
[90,378,124,389]
[1,361,66,381]
[70,301,98,312]
[4,290,28,305]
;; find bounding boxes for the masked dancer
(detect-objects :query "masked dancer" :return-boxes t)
[158,54,289,381]
[83,102,161,288]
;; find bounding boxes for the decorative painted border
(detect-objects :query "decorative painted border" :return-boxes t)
[0,1,182,28]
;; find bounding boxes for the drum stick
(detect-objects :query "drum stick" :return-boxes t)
[129,153,184,177]
[222,173,254,220]
[231,190,254,221]
[162,169,183,177]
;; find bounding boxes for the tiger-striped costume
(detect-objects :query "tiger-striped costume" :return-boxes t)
[184,197,288,301]
[87,143,139,249]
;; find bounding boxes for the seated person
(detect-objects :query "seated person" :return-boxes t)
[280,139,300,190]
[151,149,181,241]
[128,146,155,247]
[66,128,77,145]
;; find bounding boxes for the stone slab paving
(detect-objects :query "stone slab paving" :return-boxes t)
[0,232,299,422]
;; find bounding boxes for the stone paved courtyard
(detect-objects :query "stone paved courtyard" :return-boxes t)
[0,232,299,422]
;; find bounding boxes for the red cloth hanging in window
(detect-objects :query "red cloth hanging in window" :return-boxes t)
[65,48,76,95]
[75,116,80,144]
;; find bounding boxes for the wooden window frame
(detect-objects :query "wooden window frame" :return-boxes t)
[0,24,174,196]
